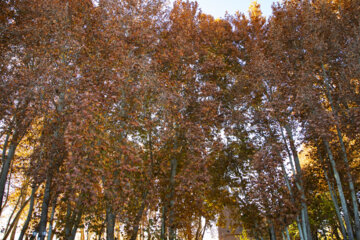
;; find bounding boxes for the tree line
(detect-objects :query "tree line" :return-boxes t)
[0,0,359,239]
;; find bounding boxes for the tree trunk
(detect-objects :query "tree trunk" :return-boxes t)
[319,154,347,239]
[269,223,276,240]
[279,147,305,240]
[168,155,178,240]
[47,199,57,240]
[106,206,115,240]
[324,139,354,240]
[130,191,148,240]
[50,222,57,240]
[279,126,296,176]
[9,214,20,240]
[38,174,53,240]
[5,185,23,233]
[195,217,202,240]
[335,124,360,239]
[297,217,305,240]
[160,205,167,240]
[1,132,10,166]
[285,125,312,240]
[301,208,308,240]
[130,131,154,240]
[18,186,36,240]
[285,227,290,240]
[0,141,17,212]
[65,202,74,239]
[3,195,31,240]
[322,65,360,240]
[69,209,83,240]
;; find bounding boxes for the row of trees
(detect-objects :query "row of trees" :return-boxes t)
[0,0,359,239]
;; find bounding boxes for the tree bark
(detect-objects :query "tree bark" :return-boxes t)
[9,214,20,240]
[106,206,115,240]
[324,139,354,240]
[160,205,167,240]
[18,185,36,240]
[322,65,360,240]
[130,191,148,240]
[0,141,17,212]
[38,174,53,240]
[69,209,83,240]
[130,131,155,240]
[285,125,312,240]
[47,199,57,240]
[1,132,10,166]
[269,223,276,240]
[285,227,290,240]
[319,154,347,239]
[168,155,178,240]
[297,217,305,240]
[336,126,360,240]
[5,185,23,233]
[65,202,74,239]
[279,126,296,176]
[3,195,31,240]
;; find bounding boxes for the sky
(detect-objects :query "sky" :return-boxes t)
[170,0,277,18]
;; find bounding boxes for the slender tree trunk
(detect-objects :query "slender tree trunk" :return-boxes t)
[131,131,155,240]
[106,206,115,240]
[279,142,304,240]
[5,186,23,233]
[1,132,10,166]
[269,223,276,240]
[281,161,293,197]
[3,196,31,240]
[324,139,354,240]
[10,214,20,240]
[297,217,305,240]
[279,126,296,176]
[285,227,290,240]
[195,217,202,240]
[160,205,167,240]
[301,208,308,240]
[18,186,36,240]
[336,125,360,240]
[168,155,178,240]
[47,199,57,240]
[65,200,83,240]
[69,209,83,240]
[281,160,305,240]
[285,125,312,240]
[201,221,207,240]
[319,154,347,239]
[38,174,53,240]
[0,141,17,212]
[1,168,12,214]
[65,202,74,239]
[50,222,57,240]
[98,224,104,240]
[130,191,148,240]
[322,66,360,240]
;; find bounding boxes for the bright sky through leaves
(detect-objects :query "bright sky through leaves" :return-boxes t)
[170,0,277,18]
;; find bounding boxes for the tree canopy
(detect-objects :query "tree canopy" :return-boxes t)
[0,0,359,240]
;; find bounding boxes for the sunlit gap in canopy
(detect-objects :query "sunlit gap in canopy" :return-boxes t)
[169,0,278,19]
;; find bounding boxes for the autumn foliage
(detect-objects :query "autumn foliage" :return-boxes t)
[0,0,360,240]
